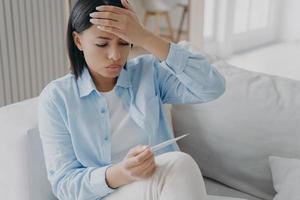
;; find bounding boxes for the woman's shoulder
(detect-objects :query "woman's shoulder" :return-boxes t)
[39,72,76,103]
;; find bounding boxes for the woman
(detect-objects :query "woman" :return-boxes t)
[38,0,225,199]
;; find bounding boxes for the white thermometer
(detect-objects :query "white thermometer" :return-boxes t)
[150,133,190,152]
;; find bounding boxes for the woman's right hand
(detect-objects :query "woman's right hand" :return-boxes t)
[105,145,156,188]
[122,145,156,180]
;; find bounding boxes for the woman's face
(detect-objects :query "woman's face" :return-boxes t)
[73,25,130,79]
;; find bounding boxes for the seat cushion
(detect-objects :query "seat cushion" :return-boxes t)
[172,61,300,200]
[269,156,300,200]
[207,195,247,200]
[205,178,262,200]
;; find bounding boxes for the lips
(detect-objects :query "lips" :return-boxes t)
[105,64,122,69]
[105,64,122,73]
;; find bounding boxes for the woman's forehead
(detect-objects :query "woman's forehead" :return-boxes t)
[87,25,119,40]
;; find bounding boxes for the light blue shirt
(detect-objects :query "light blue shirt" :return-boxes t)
[38,43,225,200]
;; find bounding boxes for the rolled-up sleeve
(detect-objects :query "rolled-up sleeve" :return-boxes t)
[155,43,226,104]
[38,86,115,200]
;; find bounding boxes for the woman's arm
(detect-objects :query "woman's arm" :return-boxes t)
[38,87,115,199]
[153,43,226,104]
[90,0,225,104]
[141,30,170,61]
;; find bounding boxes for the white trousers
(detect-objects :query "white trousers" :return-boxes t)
[103,151,207,200]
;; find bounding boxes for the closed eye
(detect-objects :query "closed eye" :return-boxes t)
[95,43,107,47]
[95,42,129,48]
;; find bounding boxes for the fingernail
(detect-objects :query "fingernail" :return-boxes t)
[143,145,149,150]
[89,13,95,17]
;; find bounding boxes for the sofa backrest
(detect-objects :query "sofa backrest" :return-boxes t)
[172,61,300,200]
[0,97,57,200]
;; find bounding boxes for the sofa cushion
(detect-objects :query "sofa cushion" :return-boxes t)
[0,98,39,199]
[0,97,58,200]
[205,178,262,200]
[172,61,300,200]
[26,128,57,200]
[207,195,247,200]
[269,156,300,200]
[0,97,39,136]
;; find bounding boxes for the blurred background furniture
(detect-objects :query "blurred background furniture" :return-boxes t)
[142,0,174,41]
[142,0,191,42]
[176,0,190,42]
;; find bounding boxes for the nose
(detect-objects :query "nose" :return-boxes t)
[107,46,121,61]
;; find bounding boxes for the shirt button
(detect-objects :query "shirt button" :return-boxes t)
[100,108,106,113]
[104,136,109,141]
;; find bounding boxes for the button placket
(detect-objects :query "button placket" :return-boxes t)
[100,108,106,114]
[99,105,109,142]
[99,98,111,141]
[98,95,112,163]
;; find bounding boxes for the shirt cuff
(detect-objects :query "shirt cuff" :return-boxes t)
[89,165,116,196]
[162,43,190,74]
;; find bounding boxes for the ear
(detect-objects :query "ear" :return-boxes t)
[73,31,83,51]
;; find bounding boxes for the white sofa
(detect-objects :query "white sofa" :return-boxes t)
[1,54,300,200]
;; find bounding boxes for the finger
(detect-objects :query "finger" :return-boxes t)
[144,165,156,178]
[127,149,152,168]
[121,0,134,12]
[141,162,156,178]
[90,18,119,28]
[90,11,121,22]
[125,148,153,168]
[132,156,153,173]
[96,5,130,15]
[135,148,153,164]
[130,156,154,177]
[139,160,156,178]
[127,145,148,158]
[141,156,155,172]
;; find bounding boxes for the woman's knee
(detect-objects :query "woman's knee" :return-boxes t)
[171,152,198,168]
[157,151,201,173]
[164,151,193,162]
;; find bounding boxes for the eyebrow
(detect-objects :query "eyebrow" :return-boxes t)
[96,36,128,43]
[97,36,112,40]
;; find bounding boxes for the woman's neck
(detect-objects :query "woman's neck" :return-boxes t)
[89,70,117,92]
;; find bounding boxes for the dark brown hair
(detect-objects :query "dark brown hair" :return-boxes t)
[67,0,125,79]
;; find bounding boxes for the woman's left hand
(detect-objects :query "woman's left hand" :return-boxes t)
[89,0,149,47]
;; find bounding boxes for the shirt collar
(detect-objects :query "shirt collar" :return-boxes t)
[116,63,132,89]
[77,65,131,98]
[77,67,97,98]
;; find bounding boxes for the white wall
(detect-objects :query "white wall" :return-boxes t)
[0,0,68,107]
[280,0,300,41]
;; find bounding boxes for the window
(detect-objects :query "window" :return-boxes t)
[203,0,216,39]
[202,0,278,56]
[233,0,271,34]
